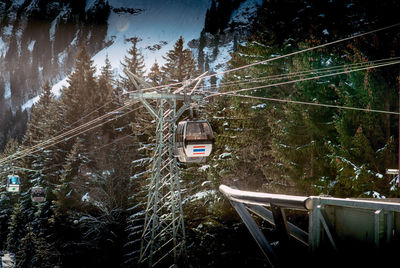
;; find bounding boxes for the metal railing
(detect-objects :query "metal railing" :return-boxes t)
[219,185,400,267]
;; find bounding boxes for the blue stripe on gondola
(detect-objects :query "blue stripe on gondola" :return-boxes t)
[193,148,206,152]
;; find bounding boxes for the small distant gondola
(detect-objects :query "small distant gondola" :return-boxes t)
[176,120,214,162]
[6,175,20,193]
[31,186,46,202]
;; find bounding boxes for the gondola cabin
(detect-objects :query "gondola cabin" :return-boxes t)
[31,186,46,202]
[176,120,214,162]
[7,175,20,193]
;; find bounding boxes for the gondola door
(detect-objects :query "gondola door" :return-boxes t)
[183,121,214,158]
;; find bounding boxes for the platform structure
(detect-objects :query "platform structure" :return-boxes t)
[219,185,400,267]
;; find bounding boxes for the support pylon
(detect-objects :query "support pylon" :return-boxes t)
[126,71,206,267]
[139,94,186,267]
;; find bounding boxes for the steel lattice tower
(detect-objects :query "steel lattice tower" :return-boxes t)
[127,72,205,267]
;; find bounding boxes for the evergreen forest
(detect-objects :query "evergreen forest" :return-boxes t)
[1,0,400,267]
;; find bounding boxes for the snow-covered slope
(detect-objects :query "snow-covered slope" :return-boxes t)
[204,0,262,79]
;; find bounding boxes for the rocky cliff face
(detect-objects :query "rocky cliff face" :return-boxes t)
[0,0,111,110]
[189,0,262,86]
[0,0,112,149]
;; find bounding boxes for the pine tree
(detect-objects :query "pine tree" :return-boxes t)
[147,60,162,86]
[54,138,89,214]
[0,195,13,250]
[327,49,394,197]
[6,202,24,254]
[56,43,100,195]
[22,81,61,187]
[97,54,118,138]
[61,43,98,127]
[2,137,19,157]
[204,41,293,194]
[269,46,341,194]
[16,225,36,268]
[204,54,210,72]
[215,37,397,198]
[0,138,23,190]
[23,82,55,145]
[198,31,207,72]
[212,36,219,60]
[95,54,114,112]
[120,37,146,90]
[7,194,36,255]
[161,36,198,84]
[30,202,60,267]
[31,234,59,268]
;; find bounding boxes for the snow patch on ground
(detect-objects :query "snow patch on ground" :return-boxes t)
[364,191,386,199]
[0,36,7,56]
[21,96,40,111]
[183,190,216,204]
[4,81,10,99]
[204,40,233,82]
[251,103,266,109]
[2,24,13,36]
[22,77,69,110]
[27,40,35,52]
[57,49,68,65]
[199,165,210,171]
[219,152,232,159]
[390,176,399,191]
[51,77,69,96]
[1,252,15,268]
[82,192,91,202]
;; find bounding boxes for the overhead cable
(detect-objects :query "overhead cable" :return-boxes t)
[222,92,399,115]
[205,59,400,99]
[201,22,400,80]
[0,104,141,165]
[200,57,400,91]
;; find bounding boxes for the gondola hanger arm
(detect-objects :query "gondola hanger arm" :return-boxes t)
[189,71,208,95]
[173,71,208,94]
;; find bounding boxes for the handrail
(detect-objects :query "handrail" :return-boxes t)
[308,196,400,212]
[219,185,310,210]
[220,184,400,266]
[220,185,400,212]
